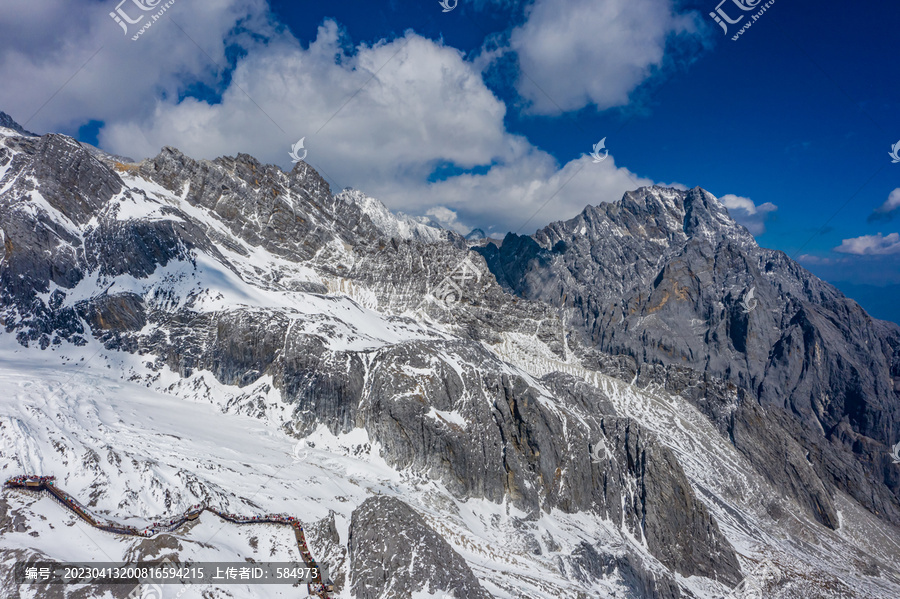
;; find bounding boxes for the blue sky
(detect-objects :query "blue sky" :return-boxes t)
[1,0,898,320]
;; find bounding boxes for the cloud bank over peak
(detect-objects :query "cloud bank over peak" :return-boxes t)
[719,194,778,235]
[0,0,697,235]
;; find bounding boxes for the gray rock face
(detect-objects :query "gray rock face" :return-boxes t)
[149,320,741,586]
[477,186,900,527]
[349,496,492,599]
[307,511,348,594]
[140,147,376,265]
[613,548,690,599]
[636,362,841,530]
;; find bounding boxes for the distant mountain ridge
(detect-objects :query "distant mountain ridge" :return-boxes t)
[337,188,446,243]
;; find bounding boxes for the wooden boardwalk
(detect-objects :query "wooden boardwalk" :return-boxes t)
[4,475,334,597]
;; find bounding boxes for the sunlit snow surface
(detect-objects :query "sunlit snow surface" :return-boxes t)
[0,337,637,599]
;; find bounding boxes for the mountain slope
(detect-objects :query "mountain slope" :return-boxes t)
[478,186,900,529]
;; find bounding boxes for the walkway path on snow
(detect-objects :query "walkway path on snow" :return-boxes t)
[4,475,333,598]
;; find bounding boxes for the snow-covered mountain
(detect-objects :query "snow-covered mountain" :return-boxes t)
[2,111,900,599]
[337,188,445,243]
[479,186,900,530]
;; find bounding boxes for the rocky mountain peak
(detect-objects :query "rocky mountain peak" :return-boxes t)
[3,131,123,227]
[0,111,36,137]
[480,182,900,532]
[681,186,756,245]
[336,188,445,243]
[570,185,755,249]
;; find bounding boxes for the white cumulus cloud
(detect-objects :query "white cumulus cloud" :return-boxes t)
[868,188,900,222]
[0,0,271,135]
[508,0,701,114]
[719,194,778,235]
[834,233,900,256]
[0,0,683,235]
[94,19,657,234]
